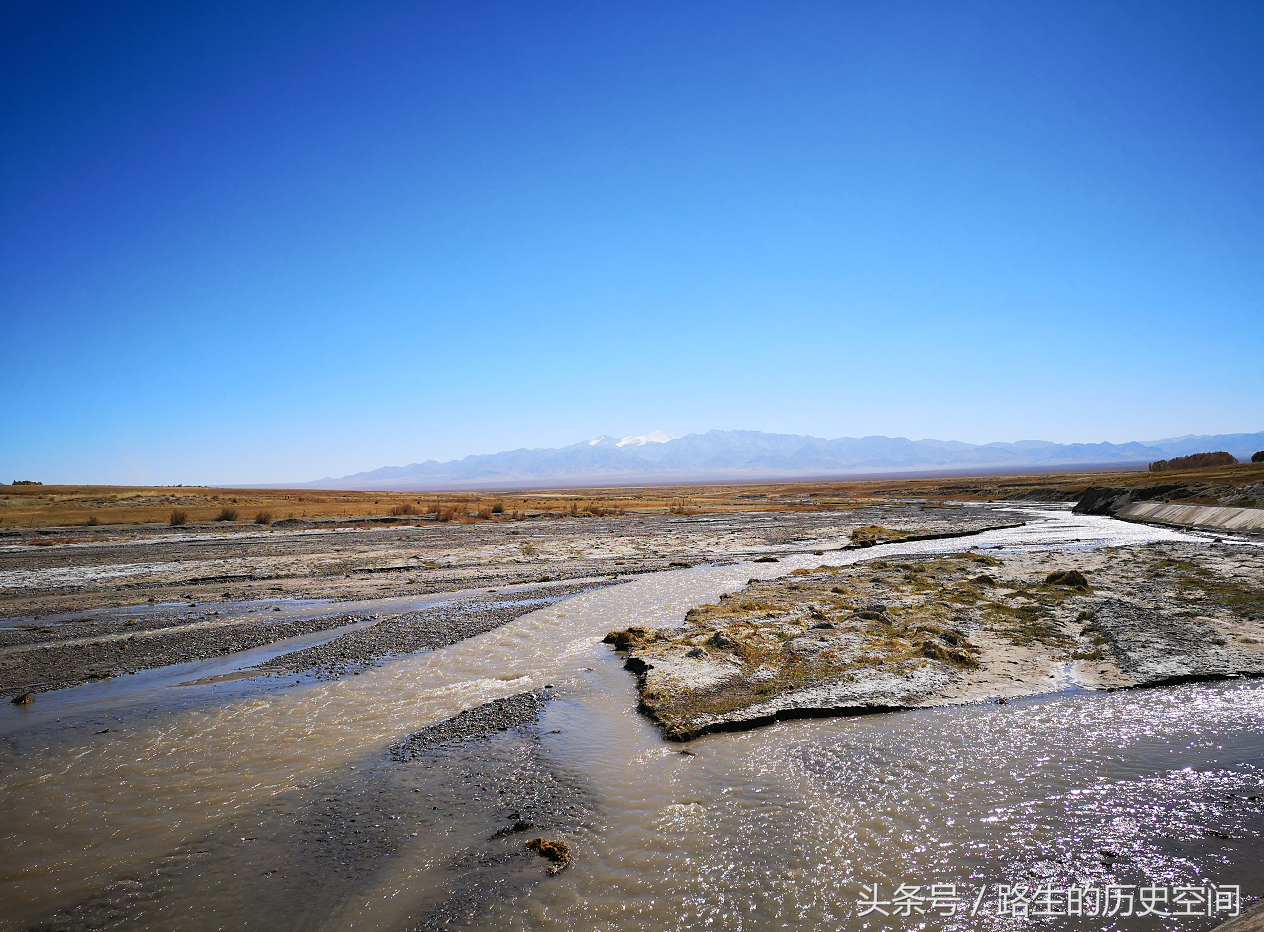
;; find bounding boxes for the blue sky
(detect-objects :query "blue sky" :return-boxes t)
[3,1,1262,485]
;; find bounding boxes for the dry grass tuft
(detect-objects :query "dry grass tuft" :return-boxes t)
[214,507,239,522]
[168,509,189,527]
[525,837,570,873]
[1045,569,1088,588]
[254,510,274,525]
[849,525,911,547]
[389,503,418,516]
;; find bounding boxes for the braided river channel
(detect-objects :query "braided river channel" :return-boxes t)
[2,507,1262,931]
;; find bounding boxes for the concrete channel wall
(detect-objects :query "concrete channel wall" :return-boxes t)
[1116,501,1264,536]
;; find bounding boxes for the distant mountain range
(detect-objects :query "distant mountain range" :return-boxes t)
[291,429,1264,491]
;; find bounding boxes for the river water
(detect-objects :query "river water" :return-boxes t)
[1,508,1260,931]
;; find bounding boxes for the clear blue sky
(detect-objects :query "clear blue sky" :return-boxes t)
[3,1,1262,484]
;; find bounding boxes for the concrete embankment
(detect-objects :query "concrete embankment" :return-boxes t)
[1074,484,1264,537]
[1116,501,1264,536]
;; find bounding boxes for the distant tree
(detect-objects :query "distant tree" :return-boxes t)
[1148,451,1237,472]
[1253,450,1264,463]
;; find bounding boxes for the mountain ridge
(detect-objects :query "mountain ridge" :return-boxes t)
[288,429,1264,491]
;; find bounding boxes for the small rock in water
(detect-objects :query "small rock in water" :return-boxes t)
[491,819,535,838]
[754,556,779,563]
[11,692,35,705]
[602,627,653,651]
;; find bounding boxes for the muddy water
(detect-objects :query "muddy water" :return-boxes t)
[0,508,1250,931]
[0,579,603,731]
[0,548,827,928]
[477,676,1264,932]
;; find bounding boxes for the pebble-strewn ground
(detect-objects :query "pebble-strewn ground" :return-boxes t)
[0,505,1009,696]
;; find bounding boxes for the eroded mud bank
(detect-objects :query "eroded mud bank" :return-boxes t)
[608,540,1264,740]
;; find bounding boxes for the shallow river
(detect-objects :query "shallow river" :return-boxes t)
[1,508,1260,931]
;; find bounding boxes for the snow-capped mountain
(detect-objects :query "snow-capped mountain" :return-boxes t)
[588,430,680,448]
[293,429,1264,491]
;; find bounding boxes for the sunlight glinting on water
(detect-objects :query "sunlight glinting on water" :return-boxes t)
[479,680,1264,932]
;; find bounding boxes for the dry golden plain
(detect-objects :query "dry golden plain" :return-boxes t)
[3,461,1263,529]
